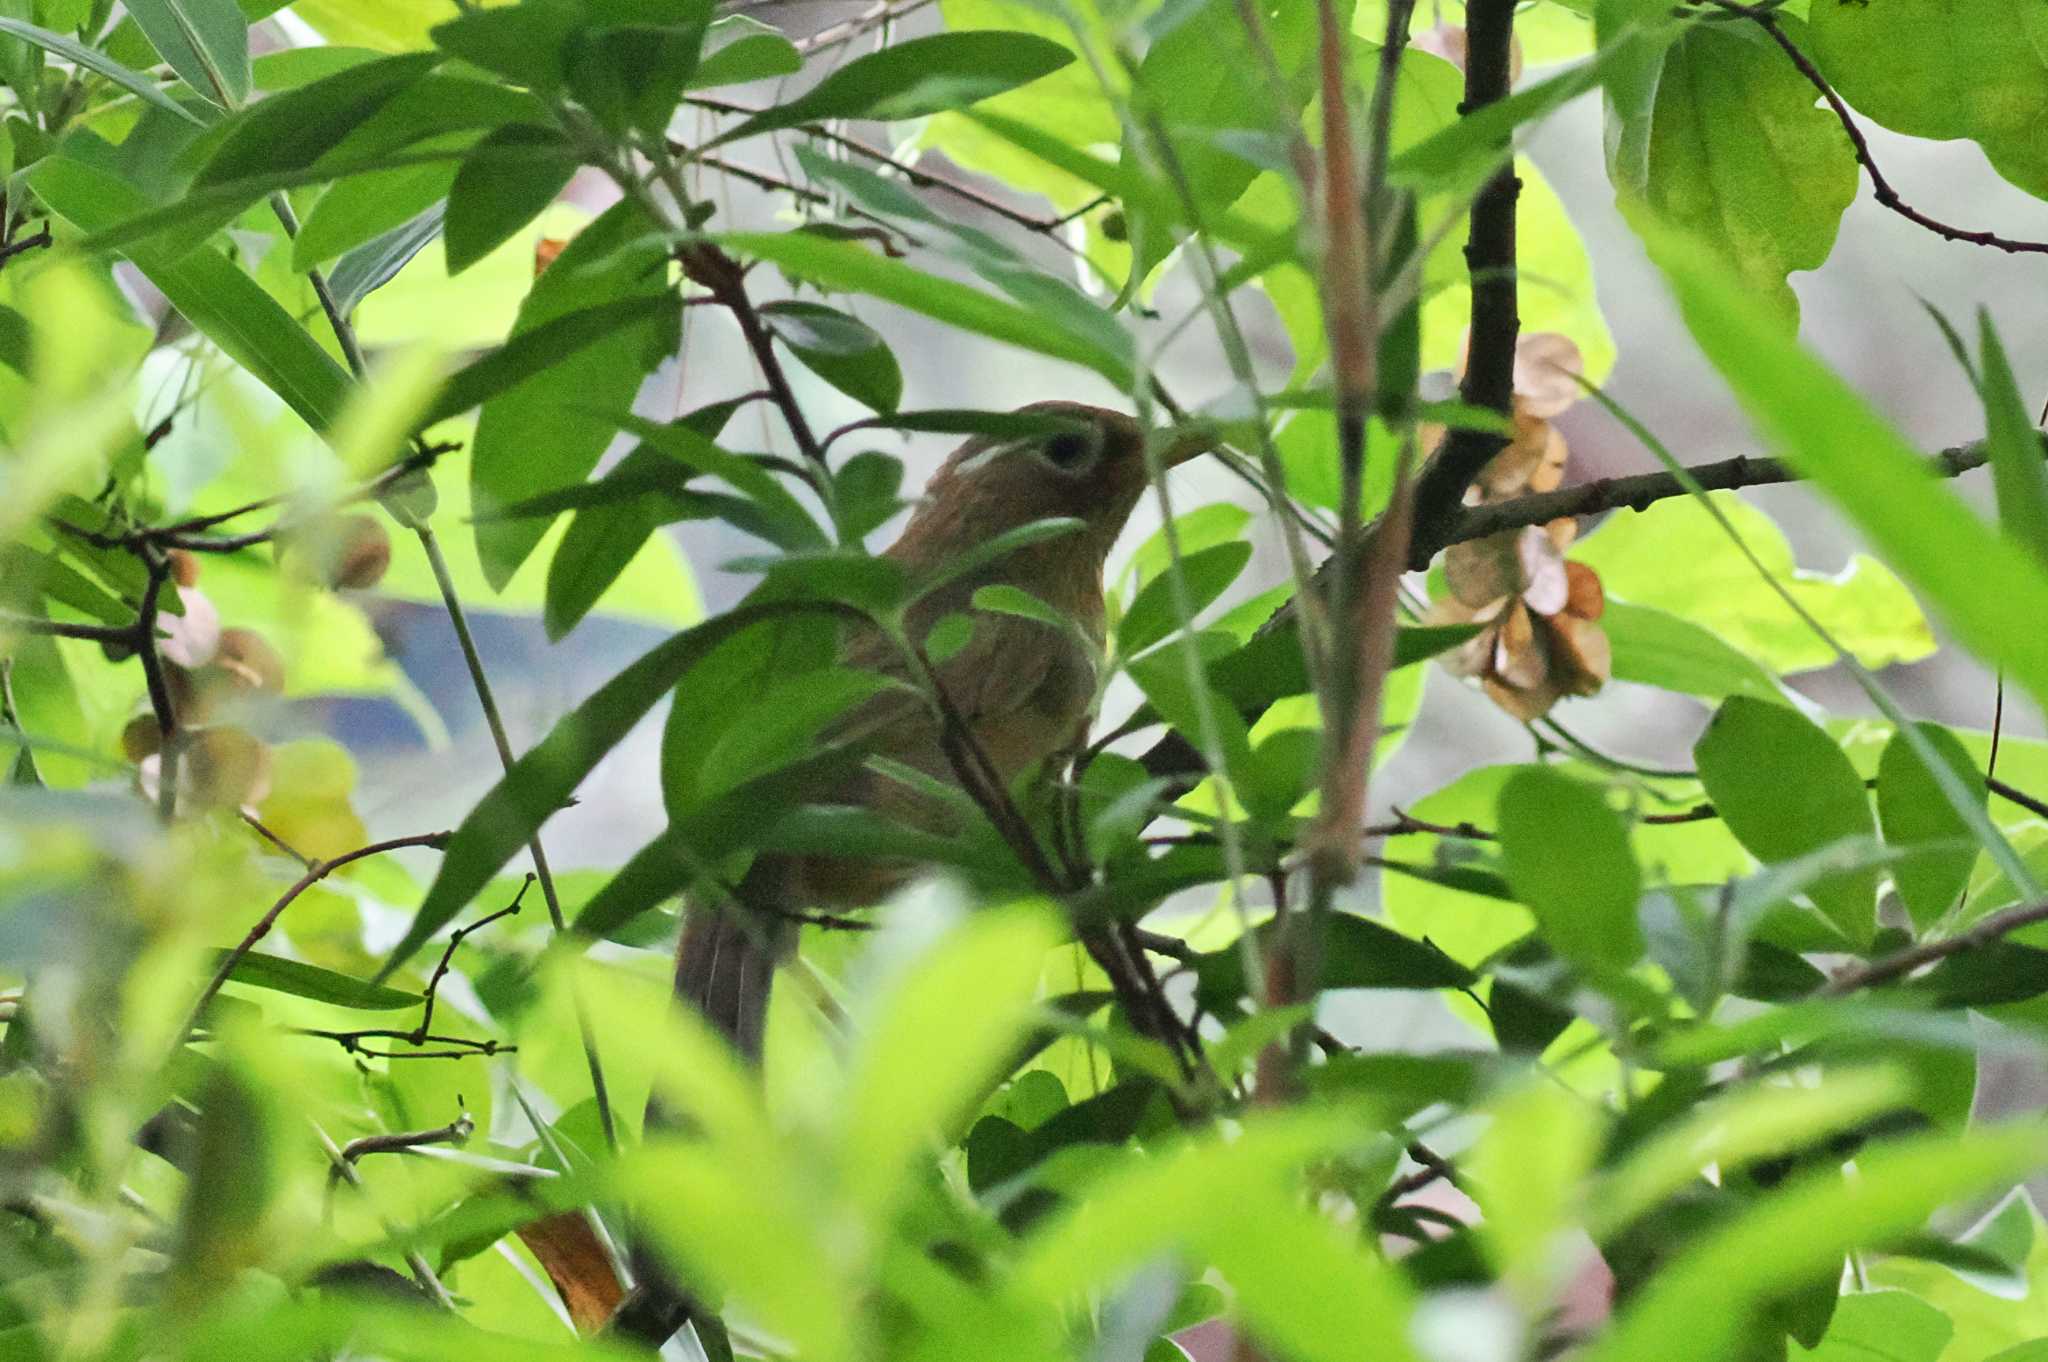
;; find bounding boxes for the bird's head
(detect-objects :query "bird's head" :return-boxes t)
[889,402,1208,592]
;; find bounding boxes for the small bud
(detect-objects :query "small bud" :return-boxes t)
[167,549,200,588]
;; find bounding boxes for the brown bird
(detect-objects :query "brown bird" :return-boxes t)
[671,400,1203,1059]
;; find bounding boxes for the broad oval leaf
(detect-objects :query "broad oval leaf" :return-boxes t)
[1497,767,1644,972]
[1694,697,1877,948]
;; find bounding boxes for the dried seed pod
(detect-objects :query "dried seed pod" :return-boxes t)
[167,549,200,588]
[120,713,163,764]
[214,627,285,695]
[185,727,272,809]
[284,514,392,591]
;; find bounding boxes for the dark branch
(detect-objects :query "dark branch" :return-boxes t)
[1441,436,2004,548]
[178,830,454,1048]
[1409,0,1521,552]
[1822,897,2048,995]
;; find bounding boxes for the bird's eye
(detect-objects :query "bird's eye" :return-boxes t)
[1040,429,1097,470]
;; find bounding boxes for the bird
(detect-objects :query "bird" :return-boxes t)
[670,400,1205,1061]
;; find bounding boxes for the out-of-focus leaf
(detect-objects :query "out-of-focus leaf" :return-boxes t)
[1646,224,2048,720]
[29,157,354,434]
[1497,767,1644,971]
[1976,313,2048,569]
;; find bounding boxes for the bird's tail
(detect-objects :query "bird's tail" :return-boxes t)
[612,874,797,1347]
[670,895,792,1063]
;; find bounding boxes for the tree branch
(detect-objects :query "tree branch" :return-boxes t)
[1821,897,2048,996]
[1408,0,1521,553]
[178,830,453,1049]
[1441,435,2005,549]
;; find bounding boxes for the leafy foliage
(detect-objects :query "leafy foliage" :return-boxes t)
[4,0,2048,1360]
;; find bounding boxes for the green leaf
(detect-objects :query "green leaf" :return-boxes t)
[210,949,421,1010]
[199,51,436,184]
[292,158,457,270]
[608,411,826,552]
[1977,313,2048,569]
[1193,913,1474,1013]
[1602,599,1783,701]
[1497,768,1644,972]
[689,14,799,88]
[712,31,1073,145]
[378,600,847,978]
[1585,1127,2048,1362]
[428,0,582,93]
[29,157,353,434]
[722,230,1133,388]
[1790,1291,1953,1362]
[759,300,902,414]
[543,398,744,640]
[323,201,444,315]
[1809,0,2048,202]
[127,0,249,109]
[0,15,202,122]
[1695,698,1878,948]
[443,125,578,274]
[1118,541,1252,658]
[574,744,868,939]
[911,517,1086,598]
[470,198,675,588]
[1877,724,1987,931]
[841,902,1063,1225]
[1614,20,1855,322]
[1576,494,1934,676]
[420,295,672,429]
[1645,224,2048,718]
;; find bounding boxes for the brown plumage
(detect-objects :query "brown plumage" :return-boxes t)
[672,401,1194,1059]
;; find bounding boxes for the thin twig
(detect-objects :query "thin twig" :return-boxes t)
[334,1115,475,1179]
[415,524,620,1153]
[1700,0,2048,257]
[1822,897,2048,996]
[177,831,453,1049]
[1437,436,2007,558]
[676,241,828,473]
[415,876,532,1043]
[314,1122,457,1309]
